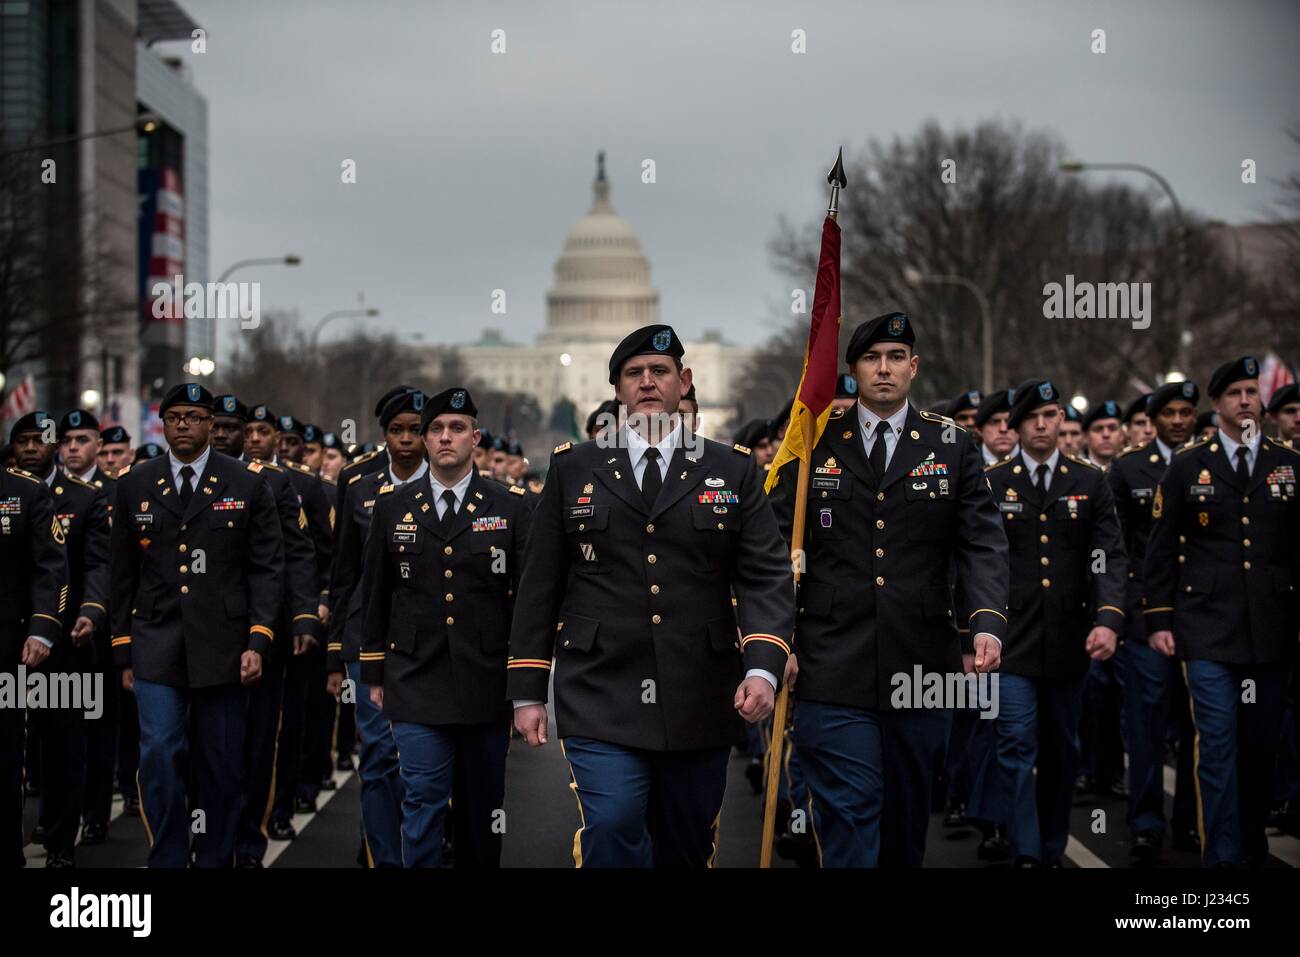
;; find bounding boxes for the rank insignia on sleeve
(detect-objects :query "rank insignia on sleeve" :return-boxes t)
[1152,486,1163,518]
[1198,512,1209,527]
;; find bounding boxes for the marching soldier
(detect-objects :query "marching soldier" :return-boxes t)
[1,447,67,868]
[1081,400,1124,471]
[302,423,324,474]
[1144,357,1300,867]
[320,431,347,485]
[1109,380,1201,860]
[210,395,322,865]
[1058,405,1084,457]
[585,400,621,441]
[55,409,113,492]
[243,407,332,836]
[97,426,133,478]
[360,387,530,867]
[11,412,110,866]
[948,390,982,430]
[1123,395,1156,448]
[473,429,495,478]
[986,379,1127,867]
[1266,383,1300,444]
[110,383,283,867]
[334,384,419,511]
[769,312,1008,867]
[975,388,1018,467]
[134,443,164,464]
[326,388,430,866]
[510,323,793,867]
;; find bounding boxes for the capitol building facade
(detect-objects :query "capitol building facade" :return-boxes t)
[450,154,757,440]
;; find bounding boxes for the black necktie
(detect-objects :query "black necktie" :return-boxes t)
[439,489,457,526]
[868,420,890,481]
[641,448,662,509]
[1235,447,1250,486]
[178,465,195,508]
[1034,463,1049,492]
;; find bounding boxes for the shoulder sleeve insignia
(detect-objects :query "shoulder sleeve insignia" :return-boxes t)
[509,485,526,496]
[378,484,395,495]
[1152,485,1163,519]
[553,442,572,455]
[51,515,65,544]
[298,507,308,529]
[328,506,336,530]
[733,443,752,456]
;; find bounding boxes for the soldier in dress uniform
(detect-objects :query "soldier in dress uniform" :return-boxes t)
[510,323,793,868]
[326,388,429,866]
[473,429,495,478]
[11,412,110,866]
[302,424,324,474]
[1266,383,1300,444]
[333,385,418,514]
[976,388,1018,467]
[768,312,1007,868]
[1081,400,1124,471]
[110,383,283,867]
[134,443,164,464]
[1144,357,1300,867]
[586,400,621,441]
[1123,395,1156,449]
[832,373,859,413]
[360,387,531,867]
[0,446,67,868]
[678,384,700,434]
[1194,410,1219,441]
[948,390,982,431]
[1109,379,1201,861]
[244,408,333,835]
[489,436,509,484]
[97,426,133,479]
[209,395,323,865]
[985,378,1127,867]
[1058,405,1084,457]
[56,409,112,493]
[320,432,347,485]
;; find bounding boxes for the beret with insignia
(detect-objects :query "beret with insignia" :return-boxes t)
[100,425,131,444]
[213,395,249,421]
[160,382,214,414]
[419,387,478,432]
[1082,400,1122,430]
[1267,382,1300,415]
[1208,356,1259,398]
[1008,379,1062,429]
[845,312,915,366]
[1147,381,1200,419]
[58,408,100,438]
[608,324,684,384]
[379,389,426,428]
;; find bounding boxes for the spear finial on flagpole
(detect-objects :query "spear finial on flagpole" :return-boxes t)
[827,147,847,220]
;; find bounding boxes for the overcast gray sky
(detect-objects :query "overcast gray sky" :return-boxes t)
[171,0,1299,360]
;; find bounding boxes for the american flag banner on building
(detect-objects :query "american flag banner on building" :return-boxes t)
[0,374,36,427]
[1258,352,1295,405]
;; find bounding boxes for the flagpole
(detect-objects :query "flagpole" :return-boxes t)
[760,149,846,868]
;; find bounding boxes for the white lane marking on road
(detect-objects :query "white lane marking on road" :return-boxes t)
[264,768,354,867]
[1064,835,1109,868]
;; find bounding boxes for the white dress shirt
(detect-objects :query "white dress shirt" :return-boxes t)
[625,421,680,487]
[1021,448,1060,494]
[430,468,473,518]
[983,442,1018,467]
[1217,428,1260,477]
[1154,437,1174,465]
[168,446,211,493]
[389,458,429,489]
[858,402,909,469]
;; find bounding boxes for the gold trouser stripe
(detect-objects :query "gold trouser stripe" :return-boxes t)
[1180,662,1208,863]
[708,807,722,869]
[261,709,284,841]
[560,740,585,869]
[136,770,155,849]
[363,835,374,868]
[808,792,824,867]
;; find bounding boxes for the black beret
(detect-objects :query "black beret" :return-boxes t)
[100,425,131,444]
[1267,382,1300,415]
[506,441,524,457]
[1208,356,1259,398]
[974,388,1015,429]
[419,387,477,432]
[491,435,507,452]
[1121,394,1150,424]
[950,390,982,415]
[1147,381,1200,418]
[1194,410,1218,433]
[212,395,249,421]
[134,442,165,463]
[248,403,277,426]
[477,428,494,449]
[734,418,775,449]
[300,424,320,443]
[835,373,859,399]
[1082,400,1122,430]
[58,408,100,437]
[586,399,620,437]
[321,431,344,451]
[160,382,214,414]
[1008,379,1063,429]
[277,415,306,437]
[845,312,915,366]
[608,324,684,383]
[8,409,54,445]
[373,385,417,419]
[379,389,426,428]
[927,400,954,416]
[1063,404,1081,423]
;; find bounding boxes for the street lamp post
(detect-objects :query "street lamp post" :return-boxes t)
[0,113,161,159]
[1205,219,1245,325]
[216,254,302,285]
[1059,160,1189,374]
[310,308,381,358]
[903,267,994,394]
